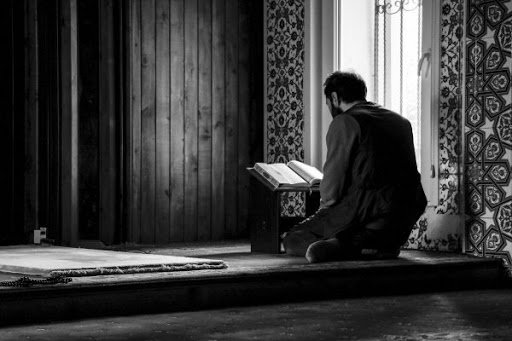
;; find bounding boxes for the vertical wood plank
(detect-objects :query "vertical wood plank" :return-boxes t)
[211,0,225,240]
[224,0,239,238]
[77,0,100,241]
[25,0,39,236]
[60,0,79,246]
[198,0,212,241]
[238,0,250,237]
[12,0,27,243]
[155,0,170,243]
[3,0,27,243]
[140,0,157,244]
[184,0,199,242]
[129,0,142,243]
[99,0,117,244]
[119,0,127,242]
[45,0,61,242]
[170,0,185,242]
[3,0,14,241]
[37,0,49,231]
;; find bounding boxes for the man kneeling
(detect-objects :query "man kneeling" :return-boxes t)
[283,71,427,263]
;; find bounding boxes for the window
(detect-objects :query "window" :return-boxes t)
[335,0,439,205]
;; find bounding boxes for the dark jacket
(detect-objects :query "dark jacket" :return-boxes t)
[320,101,427,237]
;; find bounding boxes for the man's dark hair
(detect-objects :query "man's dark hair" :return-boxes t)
[323,71,367,103]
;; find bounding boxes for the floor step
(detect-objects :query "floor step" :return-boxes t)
[0,248,507,326]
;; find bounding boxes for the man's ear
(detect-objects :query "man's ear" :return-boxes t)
[330,92,339,107]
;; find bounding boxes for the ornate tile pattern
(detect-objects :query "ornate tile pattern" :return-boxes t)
[437,0,464,215]
[465,0,512,265]
[265,0,305,217]
[406,0,464,252]
[404,216,462,251]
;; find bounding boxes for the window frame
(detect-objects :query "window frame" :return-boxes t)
[419,0,440,207]
[304,0,440,206]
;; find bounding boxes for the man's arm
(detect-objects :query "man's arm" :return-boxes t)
[320,115,360,208]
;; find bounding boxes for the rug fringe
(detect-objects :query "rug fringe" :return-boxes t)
[50,262,228,277]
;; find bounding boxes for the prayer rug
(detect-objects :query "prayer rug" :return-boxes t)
[0,245,227,277]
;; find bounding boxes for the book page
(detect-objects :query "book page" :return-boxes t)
[287,160,323,185]
[254,163,308,187]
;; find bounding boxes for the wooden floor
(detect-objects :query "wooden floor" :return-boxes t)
[0,241,508,326]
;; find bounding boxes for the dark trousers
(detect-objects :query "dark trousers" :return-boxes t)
[283,207,415,257]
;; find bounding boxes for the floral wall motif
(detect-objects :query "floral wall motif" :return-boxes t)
[437,0,465,215]
[404,210,462,251]
[465,0,512,265]
[265,0,305,217]
[404,0,464,252]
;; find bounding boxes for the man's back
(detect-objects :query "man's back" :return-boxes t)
[346,102,420,191]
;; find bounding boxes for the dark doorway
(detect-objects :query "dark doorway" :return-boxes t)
[0,0,25,245]
[77,0,125,244]
[77,0,101,240]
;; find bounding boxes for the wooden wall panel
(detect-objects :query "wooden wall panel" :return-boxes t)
[2,0,25,244]
[37,0,49,232]
[155,0,170,243]
[2,1,15,244]
[99,0,117,244]
[2,0,63,245]
[238,0,250,237]
[224,0,238,239]
[140,0,157,244]
[198,0,213,241]
[169,0,185,243]
[129,0,142,243]
[3,0,63,245]
[60,0,79,246]
[24,0,39,236]
[38,0,61,242]
[184,0,199,242]
[127,0,262,243]
[77,0,101,240]
[211,0,226,240]
[9,0,124,246]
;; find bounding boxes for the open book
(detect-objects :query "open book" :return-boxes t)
[252,160,323,189]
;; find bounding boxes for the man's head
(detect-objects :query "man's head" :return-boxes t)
[323,71,367,116]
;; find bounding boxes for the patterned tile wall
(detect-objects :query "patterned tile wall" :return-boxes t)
[265,0,306,217]
[465,0,512,265]
[437,0,465,215]
[404,0,464,252]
